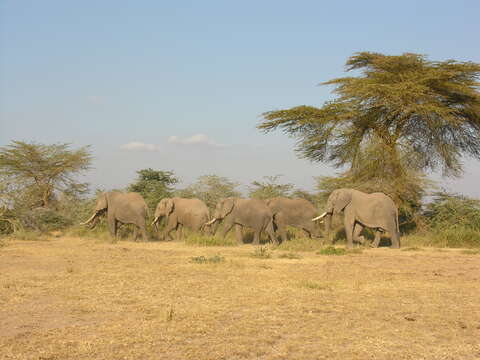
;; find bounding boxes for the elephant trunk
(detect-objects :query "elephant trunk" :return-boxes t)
[325,214,332,244]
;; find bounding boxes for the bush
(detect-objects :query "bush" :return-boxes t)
[21,208,73,232]
[424,192,480,248]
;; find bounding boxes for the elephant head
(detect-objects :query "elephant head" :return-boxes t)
[316,189,353,242]
[152,198,175,228]
[205,198,235,226]
[80,192,109,228]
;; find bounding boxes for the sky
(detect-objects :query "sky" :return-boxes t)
[1,0,479,196]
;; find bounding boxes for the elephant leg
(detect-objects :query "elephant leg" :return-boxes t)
[252,229,261,245]
[176,224,183,242]
[277,225,287,243]
[352,223,365,245]
[266,221,278,245]
[235,224,243,244]
[107,215,117,239]
[222,219,234,240]
[133,226,138,241]
[390,228,400,249]
[371,229,382,248]
[163,217,178,241]
[139,223,148,242]
[343,212,355,249]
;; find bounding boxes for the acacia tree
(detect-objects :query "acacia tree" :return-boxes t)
[176,175,241,210]
[259,52,480,213]
[248,175,293,200]
[0,141,92,208]
[127,168,179,210]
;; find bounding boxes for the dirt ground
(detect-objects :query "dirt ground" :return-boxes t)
[0,237,479,360]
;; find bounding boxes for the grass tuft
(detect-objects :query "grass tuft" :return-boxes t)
[190,254,225,264]
[317,246,347,256]
[298,280,332,291]
[316,246,363,256]
[460,249,480,255]
[251,246,272,259]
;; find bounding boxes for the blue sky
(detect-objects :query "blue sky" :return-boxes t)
[1,0,479,195]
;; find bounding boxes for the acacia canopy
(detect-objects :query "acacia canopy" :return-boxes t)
[259,52,480,178]
[0,141,91,208]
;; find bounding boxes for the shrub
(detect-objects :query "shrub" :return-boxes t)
[424,192,480,248]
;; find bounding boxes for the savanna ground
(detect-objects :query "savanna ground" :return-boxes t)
[1,234,479,360]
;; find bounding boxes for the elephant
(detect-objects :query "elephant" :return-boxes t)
[313,188,400,248]
[206,198,276,245]
[266,197,321,243]
[81,191,149,241]
[151,197,210,241]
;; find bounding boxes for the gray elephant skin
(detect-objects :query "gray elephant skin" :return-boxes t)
[81,191,149,241]
[152,197,210,241]
[266,197,321,243]
[319,188,400,248]
[209,198,276,244]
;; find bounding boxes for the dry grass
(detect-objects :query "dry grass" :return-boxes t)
[1,236,479,359]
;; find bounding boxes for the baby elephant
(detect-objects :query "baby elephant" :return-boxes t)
[152,197,210,241]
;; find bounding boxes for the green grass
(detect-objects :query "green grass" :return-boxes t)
[190,254,225,264]
[316,246,363,256]
[184,234,237,247]
[7,229,49,241]
[401,229,480,249]
[460,249,480,255]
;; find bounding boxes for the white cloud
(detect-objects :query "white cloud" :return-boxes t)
[167,134,222,147]
[120,142,161,151]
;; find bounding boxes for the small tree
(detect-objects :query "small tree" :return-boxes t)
[248,175,293,200]
[176,175,241,210]
[127,168,179,210]
[0,141,92,208]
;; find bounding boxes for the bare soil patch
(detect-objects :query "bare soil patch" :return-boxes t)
[0,237,479,359]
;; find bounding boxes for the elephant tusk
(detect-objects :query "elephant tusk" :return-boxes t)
[80,213,97,225]
[151,216,159,226]
[205,218,217,226]
[312,212,328,222]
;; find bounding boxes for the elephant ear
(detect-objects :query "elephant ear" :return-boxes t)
[95,192,108,212]
[333,190,352,213]
[165,198,175,215]
[220,198,235,218]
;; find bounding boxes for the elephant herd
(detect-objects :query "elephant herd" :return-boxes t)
[81,188,401,248]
